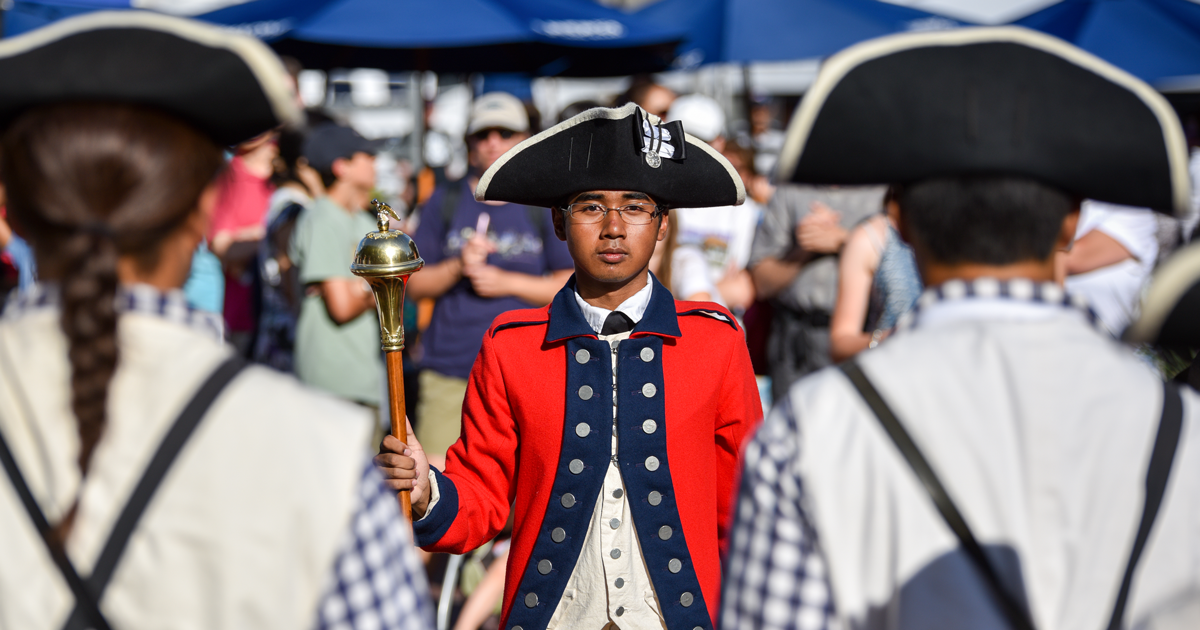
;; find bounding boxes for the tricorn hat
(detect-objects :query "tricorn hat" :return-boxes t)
[475,103,745,209]
[777,27,1190,215]
[1125,244,1200,346]
[0,11,300,146]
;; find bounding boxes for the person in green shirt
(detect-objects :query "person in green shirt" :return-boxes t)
[290,123,385,407]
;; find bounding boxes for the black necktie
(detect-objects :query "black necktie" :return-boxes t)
[601,311,635,335]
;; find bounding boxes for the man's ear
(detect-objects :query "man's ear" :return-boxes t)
[187,181,219,241]
[551,206,567,241]
[330,156,348,182]
[1056,201,1082,252]
[657,209,670,242]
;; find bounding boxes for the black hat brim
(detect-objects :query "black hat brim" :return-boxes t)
[777,27,1190,215]
[475,103,745,209]
[1126,244,1200,346]
[0,11,300,146]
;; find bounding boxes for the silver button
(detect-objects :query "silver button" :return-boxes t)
[578,385,593,400]
[615,577,625,588]
[525,593,539,608]
[659,525,673,540]
[613,488,624,499]
[640,347,655,362]
[576,423,590,438]
[645,456,660,471]
[642,383,657,397]
[538,559,552,575]
[642,419,657,434]
[569,459,584,474]
[561,493,576,508]
[610,518,621,529]
[513,627,523,630]
[669,558,682,573]
[648,491,662,506]
[616,606,625,616]
[551,527,566,543]
[575,348,590,364]
[610,548,621,559]
[681,592,694,607]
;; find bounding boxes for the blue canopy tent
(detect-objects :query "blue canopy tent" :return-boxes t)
[272,0,692,76]
[2,0,333,40]
[630,0,965,69]
[1015,0,1200,83]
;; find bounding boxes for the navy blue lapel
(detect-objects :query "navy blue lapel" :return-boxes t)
[545,273,681,344]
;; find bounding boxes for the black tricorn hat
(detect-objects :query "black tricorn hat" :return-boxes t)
[475,103,745,209]
[777,27,1190,215]
[1125,245,1200,346]
[0,11,300,146]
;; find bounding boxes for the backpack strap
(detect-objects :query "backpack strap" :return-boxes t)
[0,356,246,630]
[839,359,1037,630]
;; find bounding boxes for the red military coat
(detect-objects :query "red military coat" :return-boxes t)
[413,276,762,629]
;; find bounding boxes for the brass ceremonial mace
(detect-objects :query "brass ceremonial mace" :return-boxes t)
[352,199,424,520]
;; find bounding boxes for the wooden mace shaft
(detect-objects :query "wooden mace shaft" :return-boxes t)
[385,350,412,521]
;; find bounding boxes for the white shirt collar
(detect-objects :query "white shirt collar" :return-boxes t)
[574,275,654,335]
[895,277,1106,335]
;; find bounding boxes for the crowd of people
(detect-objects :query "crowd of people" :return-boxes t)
[3,9,1200,630]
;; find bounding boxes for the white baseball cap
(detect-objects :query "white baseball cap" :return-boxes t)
[667,94,725,144]
[467,91,530,135]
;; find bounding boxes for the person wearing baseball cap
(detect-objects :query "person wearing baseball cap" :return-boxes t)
[289,121,389,409]
[722,27,1200,630]
[0,11,431,630]
[406,92,573,464]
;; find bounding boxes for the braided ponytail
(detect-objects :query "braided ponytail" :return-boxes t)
[2,103,223,539]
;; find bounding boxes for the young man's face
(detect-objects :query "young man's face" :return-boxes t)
[468,127,528,173]
[333,151,376,189]
[552,190,668,289]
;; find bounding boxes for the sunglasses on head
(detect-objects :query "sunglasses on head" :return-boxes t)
[470,128,516,142]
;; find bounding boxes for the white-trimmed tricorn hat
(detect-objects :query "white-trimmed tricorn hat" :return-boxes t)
[1125,244,1200,346]
[777,26,1190,215]
[475,103,745,209]
[0,10,300,146]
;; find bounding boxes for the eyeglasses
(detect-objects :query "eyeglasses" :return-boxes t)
[469,128,516,142]
[564,202,662,225]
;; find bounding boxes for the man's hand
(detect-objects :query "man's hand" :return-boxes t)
[463,263,513,298]
[460,233,495,268]
[796,201,848,255]
[374,417,432,518]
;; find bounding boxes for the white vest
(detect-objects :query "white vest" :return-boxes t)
[787,298,1200,630]
[0,308,374,629]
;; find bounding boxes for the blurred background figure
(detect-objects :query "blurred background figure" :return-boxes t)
[290,122,386,411]
[0,13,432,630]
[408,92,573,467]
[666,94,760,315]
[829,185,921,362]
[739,94,787,178]
[208,129,278,356]
[749,183,886,401]
[612,73,676,119]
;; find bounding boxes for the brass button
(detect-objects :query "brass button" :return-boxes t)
[681,592,694,607]
[525,593,538,608]
[642,383,657,397]
[576,423,590,438]
[659,526,672,540]
[669,558,682,573]
[575,348,590,364]
[551,527,566,543]
[610,548,621,559]
[642,419,657,434]
[645,456,660,471]
[561,493,576,508]
[579,385,593,400]
[640,347,654,362]
[538,559,552,575]
[648,491,662,506]
[569,459,584,474]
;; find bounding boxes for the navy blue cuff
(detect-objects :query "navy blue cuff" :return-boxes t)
[413,467,458,547]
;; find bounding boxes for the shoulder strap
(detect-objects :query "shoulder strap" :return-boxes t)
[838,359,1037,630]
[439,179,464,228]
[0,356,245,630]
[1105,381,1183,630]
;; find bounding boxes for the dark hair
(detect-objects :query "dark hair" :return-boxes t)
[317,165,338,189]
[721,140,757,178]
[1,103,223,540]
[270,127,310,192]
[898,176,1074,265]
